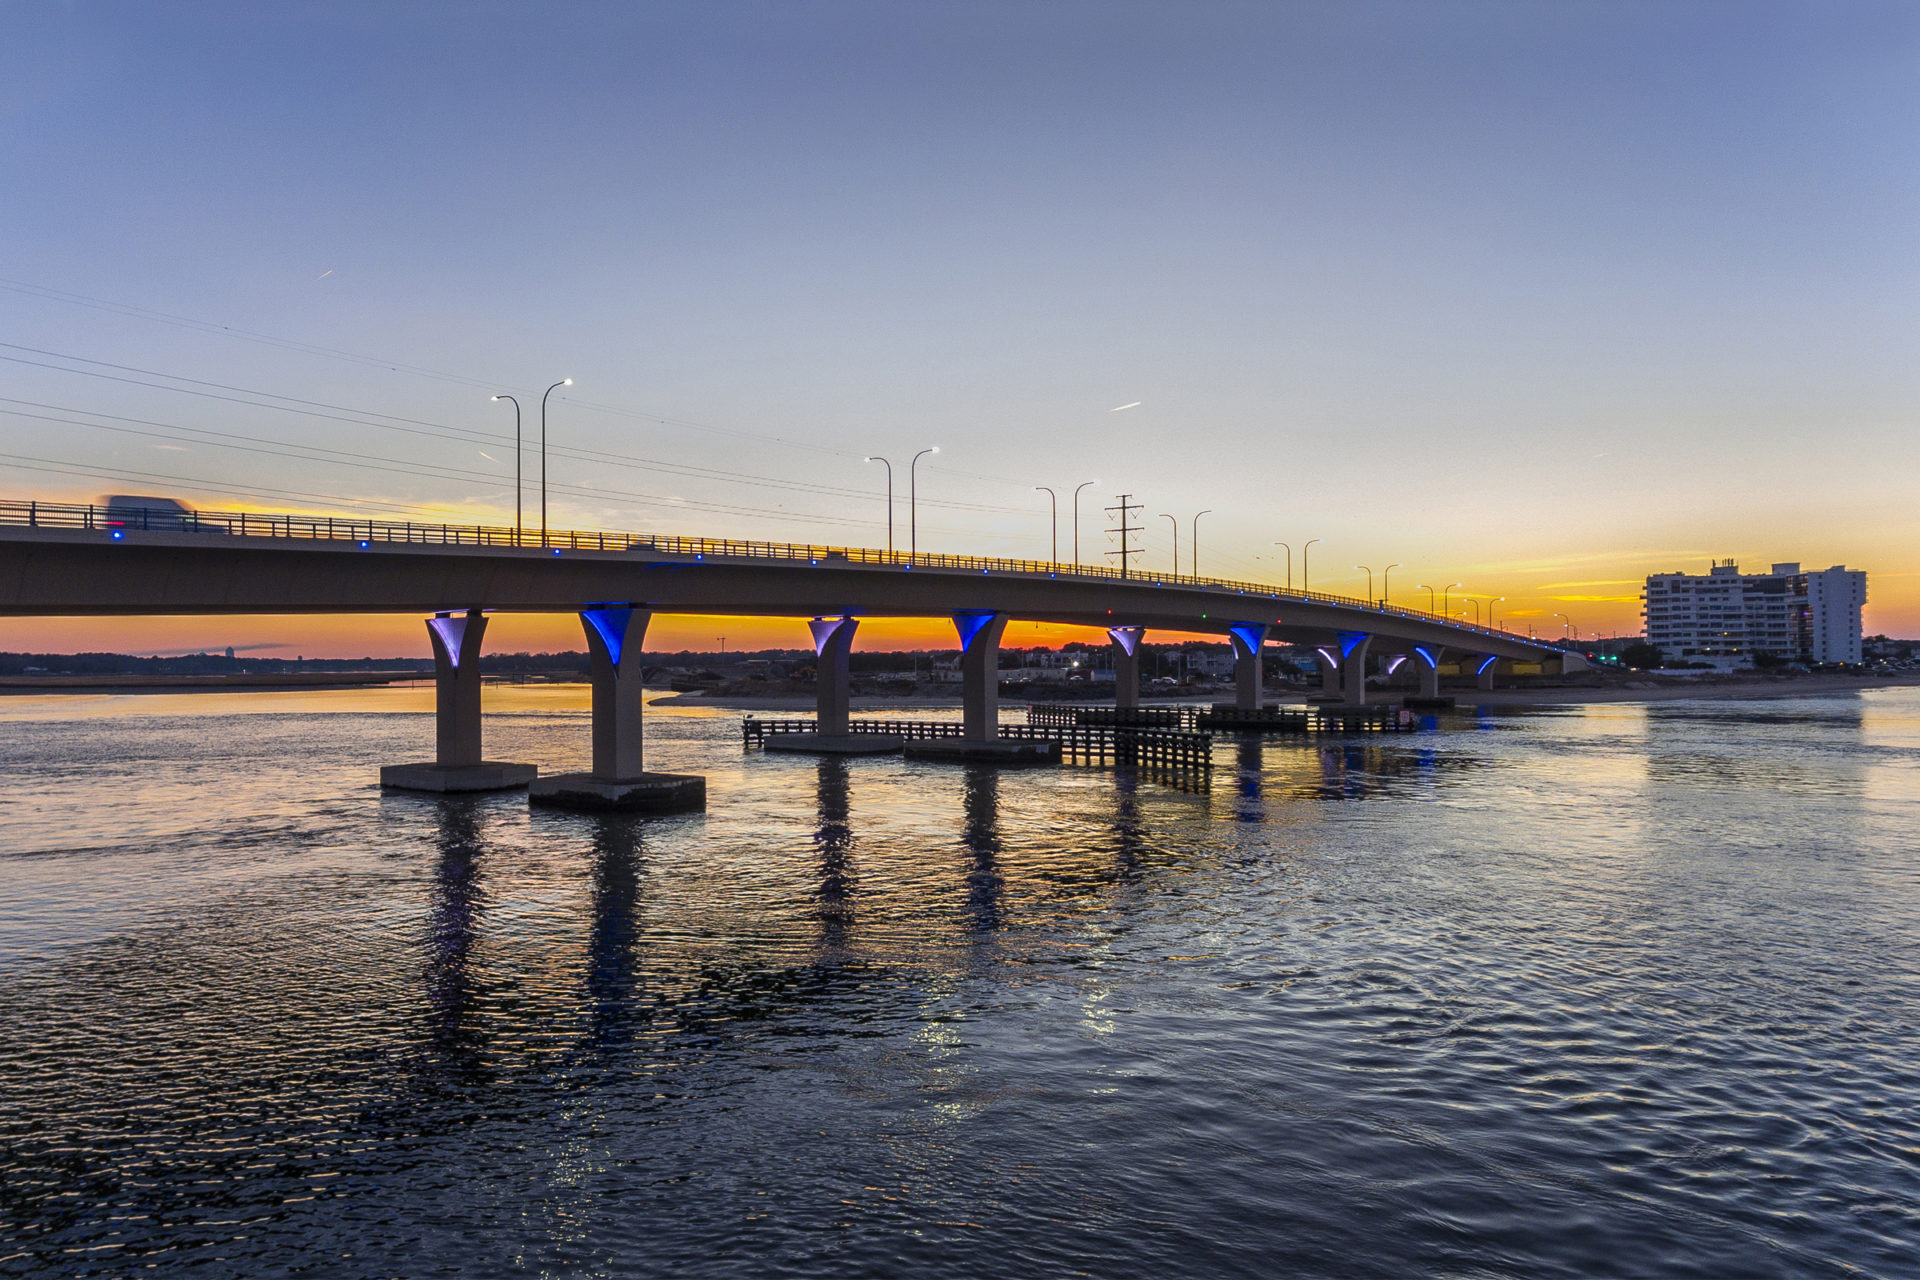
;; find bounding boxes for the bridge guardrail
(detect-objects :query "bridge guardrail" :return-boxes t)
[0,497,1546,649]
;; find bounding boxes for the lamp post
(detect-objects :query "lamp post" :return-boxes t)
[864,456,894,558]
[539,378,571,545]
[1441,582,1462,617]
[1416,583,1436,611]
[1072,479,1099,569]
[1354,564,1374,603]
[1035,486,1057,566]
[491,393,521,544]
[1381,562,1402,608]
[1160,514,1179,577]
[909,446,939,558]
[1556,612,1577,641]
[1488,596,1506,630]
[1272,542,1291,592]
[1303,538,1321,592]
[1192,509,1211,578]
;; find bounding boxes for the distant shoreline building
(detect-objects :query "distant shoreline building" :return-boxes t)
[1642,561,1866,666]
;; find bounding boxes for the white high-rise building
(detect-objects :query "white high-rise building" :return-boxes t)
[1642,561,1866,666]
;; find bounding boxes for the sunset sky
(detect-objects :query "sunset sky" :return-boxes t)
[3,2,1915,656]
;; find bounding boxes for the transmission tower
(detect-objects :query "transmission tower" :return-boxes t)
[1105,494,1144,579]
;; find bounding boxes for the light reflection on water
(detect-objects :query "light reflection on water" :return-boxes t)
[2,687,1918,1277]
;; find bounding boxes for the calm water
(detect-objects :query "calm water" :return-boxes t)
[1,686,1917,1278]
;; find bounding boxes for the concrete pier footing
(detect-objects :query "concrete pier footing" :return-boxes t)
[530,771,706,812]
[903,737,1060,765]
[764,734,904,756]
[381,760,538,792]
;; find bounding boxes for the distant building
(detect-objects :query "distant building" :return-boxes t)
[1642,561,1866,666]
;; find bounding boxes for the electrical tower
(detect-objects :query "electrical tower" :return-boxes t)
[1105,494,1143,579]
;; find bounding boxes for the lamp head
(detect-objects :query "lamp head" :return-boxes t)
[491,395,501,401]
[931,446,940,454]
[562,378,573,387]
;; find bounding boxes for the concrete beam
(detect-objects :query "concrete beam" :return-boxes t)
[1229,623,1270,711]
[954,610,1010,741]
[1108,625,1144,710]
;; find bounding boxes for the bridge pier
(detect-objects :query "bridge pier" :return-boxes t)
[1109,626,1144,710]
[766,616,901,755]
[381,610,537,792]
[1315,647,1341,696]
[1338,632,1372,706]
[530,605,706,811]
[1229,623,1270,711]
[1475,655,1499,692]
[904,610,1056,765]
[1408,645,1451,705]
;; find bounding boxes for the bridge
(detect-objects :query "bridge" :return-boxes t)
[0,498,1581,809]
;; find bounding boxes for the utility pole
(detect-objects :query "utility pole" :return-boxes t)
[1105,494,1143,580]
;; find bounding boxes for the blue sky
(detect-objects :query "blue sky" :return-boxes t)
[2,1,1916,649]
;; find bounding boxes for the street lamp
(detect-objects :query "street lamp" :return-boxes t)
[1354,564,1374,603]
[1034,486,1057,565]
[1272,542,1292,592]
[1192,509,1211,578]
[1381,562,1402,608]
[540,378,571,545]
[1072,479,1099,569]
[1303,537,1321,592]
[1466,600,1481,625]
[909,446,939,558]
[1488,596,1506,630]
[863,456,894,558]
[1441,581,1462,617]
[1416,583,1436,611]
[1159,514,1178,576]
[491,393,521,544]
[1556,612,1577,641]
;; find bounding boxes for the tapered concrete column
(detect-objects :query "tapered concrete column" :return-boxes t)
[1475,655,1499,691]
[1315,647,1341,694]
[809,616,858,736]
[1413,645,1446,699]
[1229,623,1270,711]
[1338,632,1373,706]
[955,611,1010,741]
[582,606,652,779]
[1108,626,1145,709]
[428,610,487,767]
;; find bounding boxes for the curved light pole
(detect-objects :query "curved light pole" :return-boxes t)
[1488,596,1506,630]
[1303,538,1321,593]
[1556,612,1577,641]
[1465,600,1481,625]
[1354,564,1374,604]
[1416,583,1436,611]
[864,456,894,558]
[1034,486,1057,566]
[1160,514,1179,577]
[1381,562,1402,608]
[909,446,939,558]
[1072,479,1099,569]
[1191,509,1211,578]
[1272,542,1291,592]
[491,393,521,544]
[539,378,571,545]
[1441,581,1462,617]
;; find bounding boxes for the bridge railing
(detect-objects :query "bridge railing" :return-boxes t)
[0,497,1543,648]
